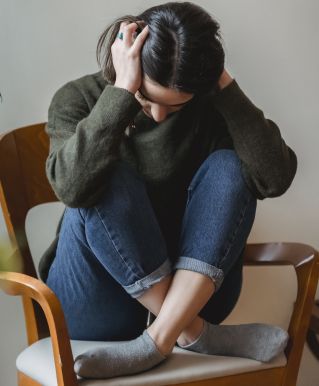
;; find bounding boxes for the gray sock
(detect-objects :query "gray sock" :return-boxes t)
[74,329,167,379]
[177,320,289,362]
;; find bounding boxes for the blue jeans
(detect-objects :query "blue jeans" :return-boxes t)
[46,150,257,341]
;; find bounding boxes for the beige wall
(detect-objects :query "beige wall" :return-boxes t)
[0,1,318,385]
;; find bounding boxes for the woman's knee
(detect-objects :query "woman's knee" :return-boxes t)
[77,161,148,221]
[207,149,240,168]
[193,150,253,200]
[99,161,146,202]
[208,149,244,185]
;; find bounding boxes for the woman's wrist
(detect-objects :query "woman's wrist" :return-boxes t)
[114,81,137,95]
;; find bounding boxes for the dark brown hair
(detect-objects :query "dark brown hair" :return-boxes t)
[96,2,225,95]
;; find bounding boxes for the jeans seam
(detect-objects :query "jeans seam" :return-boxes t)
[93,206,141,280]
[78,208,86,222]
[186,186,193,207]
[219,195,253,268]
[186,163,209,207]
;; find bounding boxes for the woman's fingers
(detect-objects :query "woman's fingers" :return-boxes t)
[217,69,233,90]
[132,25,149,52]
[122,22,139,46]
[117,21,148,49]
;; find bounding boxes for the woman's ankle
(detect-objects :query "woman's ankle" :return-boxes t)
[177,317,205,346]
[146,326,175,356]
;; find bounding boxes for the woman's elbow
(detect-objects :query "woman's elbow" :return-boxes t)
[261,154,297,198]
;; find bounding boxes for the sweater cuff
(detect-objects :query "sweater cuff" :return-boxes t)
[89,84,142,129]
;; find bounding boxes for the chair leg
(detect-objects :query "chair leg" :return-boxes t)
[18,371,42,386]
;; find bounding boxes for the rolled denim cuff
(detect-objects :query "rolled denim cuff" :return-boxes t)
[173,256,224,292]
[123,259,172,298]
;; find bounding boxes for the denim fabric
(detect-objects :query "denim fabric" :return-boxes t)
[46,150,256,340]
[174,150,257,291]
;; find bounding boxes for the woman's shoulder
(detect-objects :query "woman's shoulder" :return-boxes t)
[71,70,108,93]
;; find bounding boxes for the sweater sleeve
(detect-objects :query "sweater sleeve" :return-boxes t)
[212,80,297,199]
[45,81,141,207]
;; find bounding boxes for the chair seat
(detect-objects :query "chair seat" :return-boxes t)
[16,337,287,386]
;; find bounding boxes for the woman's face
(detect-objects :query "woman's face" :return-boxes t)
[135,75,194,122]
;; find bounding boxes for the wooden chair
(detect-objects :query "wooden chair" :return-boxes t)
[307,300,319,359]
[0,122,318,386]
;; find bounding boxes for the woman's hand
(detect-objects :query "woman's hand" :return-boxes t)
[112,21,149,95]
[218,69,234,90]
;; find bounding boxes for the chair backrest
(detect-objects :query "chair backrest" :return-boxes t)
[0,122,58,338]
[0,123,57,277]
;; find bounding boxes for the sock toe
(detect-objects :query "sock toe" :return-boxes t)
[259,327,289,362]
[175,320,289,363]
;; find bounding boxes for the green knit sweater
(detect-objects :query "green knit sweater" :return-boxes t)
[39,70,297,281]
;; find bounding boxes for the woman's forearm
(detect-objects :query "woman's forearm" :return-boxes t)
[212,77,297,199]
[46,81,141,207]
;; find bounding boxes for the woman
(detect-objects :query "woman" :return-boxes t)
[43,1,297,379]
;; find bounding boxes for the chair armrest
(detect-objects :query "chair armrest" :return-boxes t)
[244,242,317,267]
[0,271,78,386]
